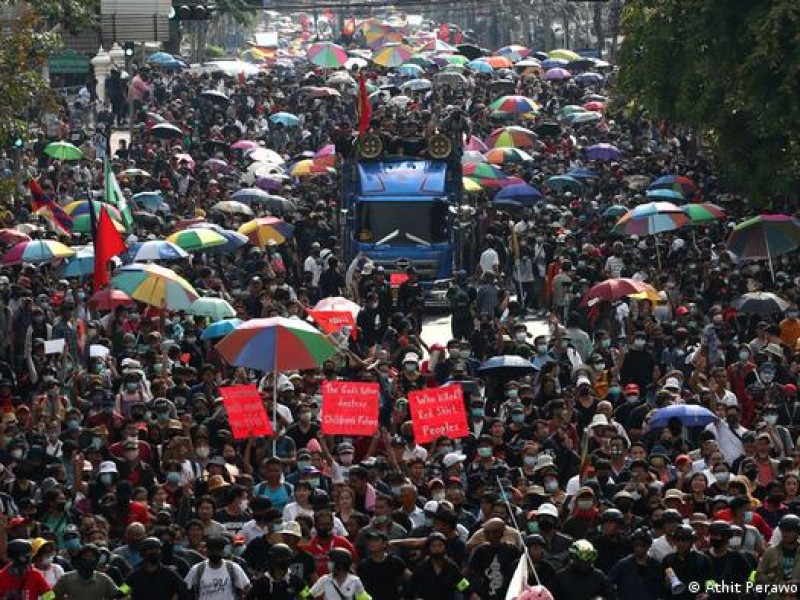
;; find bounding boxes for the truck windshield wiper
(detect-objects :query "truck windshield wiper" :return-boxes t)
[405,233,431,247]
[374,229,400,246]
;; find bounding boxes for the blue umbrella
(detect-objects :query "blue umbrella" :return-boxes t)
[650,405,716,428]
[494,183,542,206]
[478,355,535,375]
[566,168,599,180]
[147,52,176,65]
[61,245,95,277]
[575,72,604,84]
[202,318,243,340]
[126,240,188,262]
[541,58,568,70]
[269,112,300,127]
[646,188,685,201]
[546,175,583,192]
[132,191,165,211]
[585,143,620,161]
[398,63,424,76]
[231,187,271,204]
[467,59,494,73]
[186,224,249,253]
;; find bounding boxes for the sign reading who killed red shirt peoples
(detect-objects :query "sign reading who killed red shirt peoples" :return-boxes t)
[409,385,469,444]
[321,381,379,436]
[220,384,273,439]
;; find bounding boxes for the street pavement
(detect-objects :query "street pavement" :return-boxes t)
[420,313,550,352]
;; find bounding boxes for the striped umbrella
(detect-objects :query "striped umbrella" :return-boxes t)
[126,240,188,262]
[166,228,228,253]
[64,200,122,221]
[71,214,126,234]
[727,214,800,279]
[486,126,537,149]
[462,163,508,180]
[613,202,689,236]
[485,147,534,165]
[238,217,295,246]
[681,203,726,224]
[2,240,75,265]
[111,263,199,310]
[488,95,540,115]
[307,42,348,68]
[372,43,414,68]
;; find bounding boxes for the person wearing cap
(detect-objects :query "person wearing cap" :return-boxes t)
[53,543,121,600]
[589,508,633,572]
[124,536,185,600]
[755,514,800,593]
[31,537,64,587]
[0,539,52,599]
[562,487,599,540]
[357,528,408,600]
[184,535,251,599]
[704,520,753,592]
[662,523,713,599]
[608,528,666,599]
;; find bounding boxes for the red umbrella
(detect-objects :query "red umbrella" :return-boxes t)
[0,229,31,245]
[88,289,134,311]
[581,278,650,306]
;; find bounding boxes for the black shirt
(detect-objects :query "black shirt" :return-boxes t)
[357,555,407,600]
[126,564,187,600]
[249,572,308,600]
[467,543,521,600]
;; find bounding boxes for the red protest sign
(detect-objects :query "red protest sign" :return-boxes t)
[220,385,273,440]
[389,273,409,288]
[408,385,468,444]
[307,309,356,335]
[321,380,380,436]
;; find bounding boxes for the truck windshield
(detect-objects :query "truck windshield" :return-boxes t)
[355,201,449,246]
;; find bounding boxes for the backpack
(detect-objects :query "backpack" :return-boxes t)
[193,559,241,600]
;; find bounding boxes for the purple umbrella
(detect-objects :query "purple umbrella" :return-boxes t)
[544,67,572,81]
[585,143,621,161]
[255,177,285,192]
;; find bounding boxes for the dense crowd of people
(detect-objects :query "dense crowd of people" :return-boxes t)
[0,15,798,600]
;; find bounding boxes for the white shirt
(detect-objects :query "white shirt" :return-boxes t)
[303,255,323,286]
[704,420,746,464]
[184,560,250,600]
[37,563,64,587]
[479,248,500,275]
[309,573,366,600]
[648,534,676,561]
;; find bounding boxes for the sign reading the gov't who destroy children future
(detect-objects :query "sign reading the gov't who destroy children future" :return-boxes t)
[321,381,380,436]
[220,384,274,440]
[408,385,469,444]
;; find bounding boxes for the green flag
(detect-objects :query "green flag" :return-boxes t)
[104,159,133,231]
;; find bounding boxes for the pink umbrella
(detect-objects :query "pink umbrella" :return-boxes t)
[315,144,336,158]
[232,140,259,151]
[465,135,489,152]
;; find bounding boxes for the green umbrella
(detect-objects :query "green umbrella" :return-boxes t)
[44,141,84,161]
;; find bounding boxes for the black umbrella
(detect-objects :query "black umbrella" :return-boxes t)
[200,89,230,104]
[456,43,482,60]
[535,122,561,138]
[567,59,595,72]
[150,123,183,140]
[203,139,229,156]
[132,210,164,229]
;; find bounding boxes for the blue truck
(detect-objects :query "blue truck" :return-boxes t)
[341,142,464,306]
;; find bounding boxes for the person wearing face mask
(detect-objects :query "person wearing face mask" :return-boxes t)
[550,540,614,600]
[562,487,599,541]
[706,404,748,465]
[755,481,790,530]
[117,439,157,490]
[405,533,475,600]
[703,520,752,597]
[125,537,186,600]
[184,535,251,600]
[31,538,64,587]
[780,305,800,348]
[307,509,358,578]
[53,544,121,600]
[619,331,658,393]
[0,539,52,598]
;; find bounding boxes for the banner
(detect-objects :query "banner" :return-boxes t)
[321,381,379,436]
[408,385,468,444]
[220,384,273,440]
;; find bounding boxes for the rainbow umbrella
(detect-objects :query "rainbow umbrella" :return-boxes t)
[64,200,122,221]
[548,48,581,62]
[166,228,228,252]
[238,216,294,246]
[486,147,534,165]
[463,178,482,193]
[201,318,243,340]
[372,43,414,67]
[486,126,537,149]
[2,239,75,265]
[462,151,487,164]
[465,135,489,152]
[188,297,236,321]
[681,203,726,224]
[727,214,800,278]
[466,175,523,189]
[462,163,508,180]
[307,41,348,68]
[291,159,336,177]
[613,202,688,236]
[217,317,338,372]
[111,263,199,310]
[488,96,540,115]
[649,175,699,198]
[71,213,126,234]
[186,223,249,253]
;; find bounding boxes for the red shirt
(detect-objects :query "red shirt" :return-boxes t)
[304,535,357,577]
[0,564,51,599]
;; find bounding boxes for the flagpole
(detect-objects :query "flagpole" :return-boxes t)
[273,353,278,455]
[495,475,539,584]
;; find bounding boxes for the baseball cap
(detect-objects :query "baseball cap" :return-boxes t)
[536,503,559,519]
[443,452,466,468]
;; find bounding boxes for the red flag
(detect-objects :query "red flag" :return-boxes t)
[93,207,127,292]
[357,73,372,135]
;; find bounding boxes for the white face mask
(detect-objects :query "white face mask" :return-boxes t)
[339,453,354,466]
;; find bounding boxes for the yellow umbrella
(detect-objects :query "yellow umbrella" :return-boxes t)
[166,228,227,252]
[548,49,581,62]
[238,217,294,247]
[290,159,336,177]
[463,177,482,193]
[629,284,662,303]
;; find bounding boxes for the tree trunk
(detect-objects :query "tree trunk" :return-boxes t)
[593,1,604,57]
[609,0,622,60]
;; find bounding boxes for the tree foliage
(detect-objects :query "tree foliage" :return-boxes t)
[617,0,800,204]
[213,0,255,26]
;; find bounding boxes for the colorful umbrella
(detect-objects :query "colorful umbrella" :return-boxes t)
[111,263,199,310]
[186,224,249,253]
[581,278,651,306]
[465,135,489,152]
[126,240,188,262]
[462,163,508,180]
[649,175,699,198]
[166,228,228,253]
[64,200,123,221]
[70,213,125,235]
[462,151,487,164]
[314,296,360,318]
[727,214,800,273]
[188,297,237,321]
[372,43,414,67]
[646,188,685,201]
[585,143,620,161]
[291,160,335,177]
[463,178,483,193]
[0,229,30,245]
[488,96,540,115]
[201,318,243,340]
[307,42,348,68]
[211,201,254,217]
[485,147,534,165]
[478,56,513,69]
[2,240,75,265]
[681,203,726,224]
[486,126,537,149]
[614,202,688,234]
[44,141,84,161]
[238,217,294,246]
[87,288,134,311]
[216,317,338,372]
